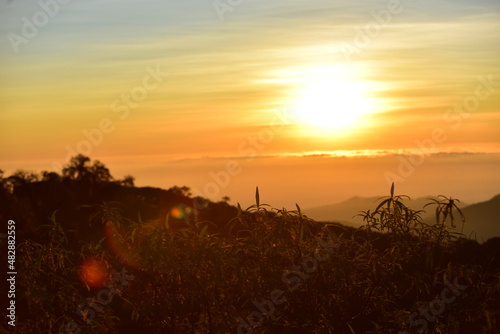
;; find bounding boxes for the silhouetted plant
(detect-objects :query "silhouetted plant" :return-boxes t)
[6,175,499,334]
[425,195,466,229]
[16,212,81,333]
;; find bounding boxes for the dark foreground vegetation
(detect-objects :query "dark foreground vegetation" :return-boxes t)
[1,156,499,333]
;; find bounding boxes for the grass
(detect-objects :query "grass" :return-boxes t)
[8,185,500,333]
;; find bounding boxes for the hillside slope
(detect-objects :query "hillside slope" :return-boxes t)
[459,194,500,241]
[305,195,500,241]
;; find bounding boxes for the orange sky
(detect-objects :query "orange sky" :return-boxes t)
[1,0,499,208]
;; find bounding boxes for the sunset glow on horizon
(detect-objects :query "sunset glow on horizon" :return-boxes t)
[1,0,499,207]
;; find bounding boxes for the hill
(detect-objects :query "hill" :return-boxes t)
[0,155,237,246]
[1,156,500,333]
[304,194,500,241]
[304,196,381,226]
[459,194,500,242]
[304,195,462,225]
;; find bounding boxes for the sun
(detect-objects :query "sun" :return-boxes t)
[292,66,376,135]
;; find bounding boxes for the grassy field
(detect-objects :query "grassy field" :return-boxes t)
[1,158,499,333]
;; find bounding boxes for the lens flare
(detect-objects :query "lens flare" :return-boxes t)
[79,258,108,289]
[170,206,192,220]
[170,207,183,219]
[105,223,139,269]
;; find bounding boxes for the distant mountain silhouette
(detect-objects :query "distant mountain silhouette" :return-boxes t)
[304,195,500,241]
[304,196,458,226]
[456,194,500,242]
[304,196,381,226]
[3,156,500,333]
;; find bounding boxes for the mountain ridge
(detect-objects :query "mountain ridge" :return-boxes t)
[305,194,499,241]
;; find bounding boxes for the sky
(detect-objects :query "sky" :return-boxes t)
[1,0,499,209]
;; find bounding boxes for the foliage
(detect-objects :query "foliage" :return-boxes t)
[62,154,113,183]
[3,168,499,333]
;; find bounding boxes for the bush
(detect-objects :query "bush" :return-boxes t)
[7,186,500,333]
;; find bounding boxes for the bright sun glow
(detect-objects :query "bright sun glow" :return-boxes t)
[292,65,377,135]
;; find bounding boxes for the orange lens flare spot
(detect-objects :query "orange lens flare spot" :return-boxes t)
[170,207,184,219]
[79,258,108,289]
[170,206,192,220]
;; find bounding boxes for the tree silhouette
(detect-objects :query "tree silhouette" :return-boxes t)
[41,171,62,183]
[4,169,40,191]
[62,154,91,181]
[9,169,39,183]
[119,174,135,187]
[62,154,113,183]
[89,160,113,183]
[169,185,191,197]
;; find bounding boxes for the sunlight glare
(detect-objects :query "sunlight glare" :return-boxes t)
[292,65,377,135]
